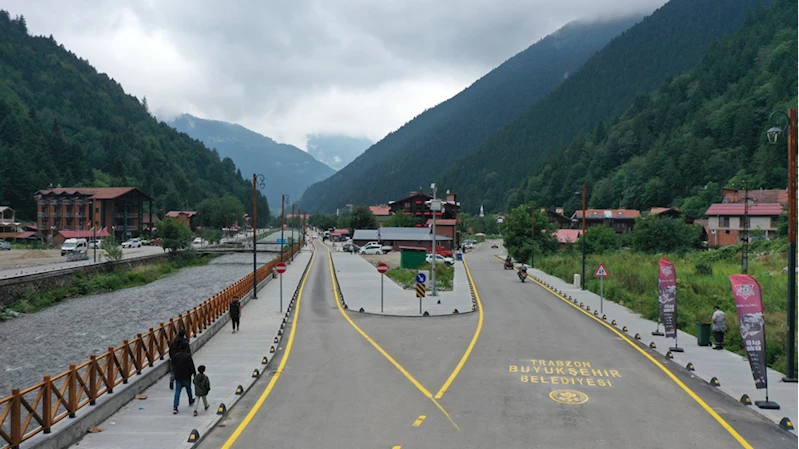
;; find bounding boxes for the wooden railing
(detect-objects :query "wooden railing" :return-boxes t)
[0,242,302,449]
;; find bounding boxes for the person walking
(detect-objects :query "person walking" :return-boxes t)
[192,365,211,416]
[168,329,191,390]
[172,350,196,414]
[711,305,726,350]
[230,296,241,333]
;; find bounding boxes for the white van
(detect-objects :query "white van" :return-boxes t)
[61,238,88,256]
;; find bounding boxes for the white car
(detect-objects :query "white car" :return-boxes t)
[359,243,384,255]
[121,238,142,248]
[426,253,454,266]
[193,237,204,245]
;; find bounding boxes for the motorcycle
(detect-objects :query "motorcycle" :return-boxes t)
[518,268,527,282]
[503,259,514,270]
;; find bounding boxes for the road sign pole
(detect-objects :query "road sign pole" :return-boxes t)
[280,272,283,313]
[381,273,384,313]
[600,277,603,314]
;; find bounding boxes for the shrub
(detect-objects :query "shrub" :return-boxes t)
[695,262,713,276]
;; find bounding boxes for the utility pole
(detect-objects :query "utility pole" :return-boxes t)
[430,183,440,297]
[290,203,295,261]
[280,194,286,262]
[742,180,749,274]
[251,174,258,298]
[581,184,587,290]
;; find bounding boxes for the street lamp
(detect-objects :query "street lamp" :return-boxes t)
[575,185,587,290]
[252,174,265,298]
[766,109,797,382]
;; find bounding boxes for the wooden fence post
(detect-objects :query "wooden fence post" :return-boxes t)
[89,355,98,405]
[11,388,21,447]
[42,377,52,434]
[121,340,130,384]
[68,364,77,418]
[106,347,116,393]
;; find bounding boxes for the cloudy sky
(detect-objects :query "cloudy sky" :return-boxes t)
[5,0,667,150]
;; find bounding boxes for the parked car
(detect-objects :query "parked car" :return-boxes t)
[192,237,207,246]
[426,253,454,266]
[121,238,142,248]
[435,245,453,257]
[359,243,384,255]
[491,242,499,248]
[89,240,103,249]
[140,239,151,246]
[342,242,360,253]
[0,240,10,250]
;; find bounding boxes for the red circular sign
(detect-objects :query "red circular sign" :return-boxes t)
[377,263,388,274]
[276,262,287,274]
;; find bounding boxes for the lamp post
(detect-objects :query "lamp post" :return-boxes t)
[742,180,749,274]
[252,174,265,298]
[430,183,442,297]
[530,202,535,269]
[766,109,797,382]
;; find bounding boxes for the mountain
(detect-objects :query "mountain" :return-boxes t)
[507,0,796,217]
[167,114,336,209]
[0,12,268,222]
[307,134,373,170]
[299,15,646,213]
[437,0,774,212]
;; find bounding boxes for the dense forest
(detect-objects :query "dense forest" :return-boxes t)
[168,114,335,210]
[438,0,774,212]
[299,16,644,212]
[506,0,796,217]
[0,12,268,223]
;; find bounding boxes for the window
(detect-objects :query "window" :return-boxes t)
[771,216,780,228]
[719,217,730,228]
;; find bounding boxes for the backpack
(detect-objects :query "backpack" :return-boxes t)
[230,301,240,316]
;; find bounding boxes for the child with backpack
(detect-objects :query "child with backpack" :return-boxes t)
[192,365,211,416]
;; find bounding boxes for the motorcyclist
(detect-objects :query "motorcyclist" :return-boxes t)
[504,255,513,269]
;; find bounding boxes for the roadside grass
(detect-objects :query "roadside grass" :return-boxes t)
[1,253,215,319]
[536,239,793,372]
[385,262,454,290]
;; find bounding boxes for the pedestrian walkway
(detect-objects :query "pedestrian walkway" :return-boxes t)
[524,262,796,430]
[68,248,313,449]
[329,245,473,316]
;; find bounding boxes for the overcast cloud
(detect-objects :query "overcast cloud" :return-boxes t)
[4,0,667,150]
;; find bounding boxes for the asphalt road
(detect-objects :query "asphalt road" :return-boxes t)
[198,243,795,449]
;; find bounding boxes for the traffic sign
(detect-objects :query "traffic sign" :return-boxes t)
[276,262,287,274]
[415,272,427,284]
[416,283,426,298]
[276,238,286,244]
[377,263,388,274]
[594,263,610,278]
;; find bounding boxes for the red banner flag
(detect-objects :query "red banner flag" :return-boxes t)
[658,258,677,338]
[729,274,767,389]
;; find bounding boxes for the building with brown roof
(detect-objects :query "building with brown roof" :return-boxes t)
[166,210,198,231]
[0,206,21,240]
[369,205,392,225]
[35,187,153,243]
[570,209,641,233]
[388,190,460,220]
[721,188,788,205]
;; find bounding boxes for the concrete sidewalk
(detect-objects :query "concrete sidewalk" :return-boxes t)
[523,262,796,431]
[67,248,313,449]
[329,246,474,316]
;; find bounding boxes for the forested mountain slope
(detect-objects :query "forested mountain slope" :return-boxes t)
[438,0,773,212]
[168,114,335,209]
[0,12,268,222]
[299,16,644,212]
[507,0,796,218]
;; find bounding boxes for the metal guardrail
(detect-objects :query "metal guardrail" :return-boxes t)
[0,243,302,449]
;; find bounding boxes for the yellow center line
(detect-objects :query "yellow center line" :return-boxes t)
[412,415,427,427]
[325,245,461,431]
[513,257,754,449]
[220,247,316,449]
[434,257,483,399]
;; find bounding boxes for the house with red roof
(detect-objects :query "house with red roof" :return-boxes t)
[570,209,641,233]
[35,187,153,243]
[368,205,392,225]
[704,203,783,248]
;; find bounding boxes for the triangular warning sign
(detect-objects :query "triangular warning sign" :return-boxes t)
[594,263,610,278]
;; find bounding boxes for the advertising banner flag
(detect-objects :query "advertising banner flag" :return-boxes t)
[658,258,677,338]
[729,274,768,389]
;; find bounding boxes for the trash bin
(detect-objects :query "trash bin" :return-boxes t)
[456,252,463,261]
[695,322,712,346]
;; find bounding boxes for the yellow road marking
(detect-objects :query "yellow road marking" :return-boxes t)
[392,446,402,449]
[220,248,316,449]
[325,247,460,431]
[434,257,483,399]
[516,259,754,449]
[412,415,427,427]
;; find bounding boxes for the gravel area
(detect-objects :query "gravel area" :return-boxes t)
[0,252,277,396]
